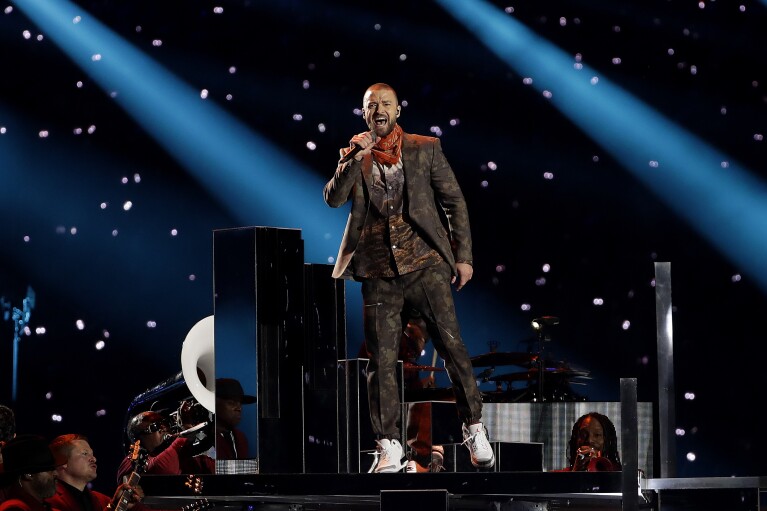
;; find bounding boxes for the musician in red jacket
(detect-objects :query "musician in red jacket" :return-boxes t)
[48,434,110,511]
[117,411,213,484]
[48,434,147,511]
[0,435,58,511]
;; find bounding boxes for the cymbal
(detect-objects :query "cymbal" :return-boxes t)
[403,364,445,372]
[489,367,590,383]
[470,352,538,367]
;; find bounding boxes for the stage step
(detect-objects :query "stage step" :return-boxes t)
[443,441,544,472]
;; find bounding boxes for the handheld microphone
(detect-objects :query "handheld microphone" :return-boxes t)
[340,131,376,163]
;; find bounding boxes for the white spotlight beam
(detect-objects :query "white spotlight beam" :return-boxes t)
[437,0,767,292]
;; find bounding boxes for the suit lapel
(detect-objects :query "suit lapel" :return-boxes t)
[361,153,374,190]
[401,132,418,205]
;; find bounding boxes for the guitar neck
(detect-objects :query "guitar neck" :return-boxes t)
[113,472,141,511]
[126,471,141,486]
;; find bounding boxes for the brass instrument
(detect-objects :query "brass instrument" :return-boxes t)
[123,315,215,454]
[180,315,216,412]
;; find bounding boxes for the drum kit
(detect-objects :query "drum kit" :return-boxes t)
[405,316,590,403]
[471,351,589,403]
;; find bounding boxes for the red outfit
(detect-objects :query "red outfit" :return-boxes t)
[47,480,153,511]
[0,486,55,511]
[215,429,249,460]
[47,481,110,511]
[552,457,619,472]
[116,437,213,484]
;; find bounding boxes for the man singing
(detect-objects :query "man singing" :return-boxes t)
[324,83,494,473]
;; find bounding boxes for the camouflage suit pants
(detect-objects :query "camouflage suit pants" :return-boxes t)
[361,261,482,439]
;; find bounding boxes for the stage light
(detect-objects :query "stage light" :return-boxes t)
[12,0,347,266]
[437,0,767,293]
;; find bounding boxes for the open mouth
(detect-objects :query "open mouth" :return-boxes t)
[374,116,387,127]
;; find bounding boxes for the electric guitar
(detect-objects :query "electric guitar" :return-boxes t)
[180,499,213,511]
[108,441,148,511]
[181,475,214,511]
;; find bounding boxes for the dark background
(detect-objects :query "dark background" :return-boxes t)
[1,0,765,490]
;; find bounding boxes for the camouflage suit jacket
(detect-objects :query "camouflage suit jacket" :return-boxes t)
[324,131,472,279]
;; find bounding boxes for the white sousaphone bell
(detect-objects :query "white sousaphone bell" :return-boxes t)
[180,315,216,413]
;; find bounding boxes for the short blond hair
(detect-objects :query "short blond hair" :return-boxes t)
[50,433,88,463]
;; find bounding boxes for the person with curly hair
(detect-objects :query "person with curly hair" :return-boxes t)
[561,412,622,472]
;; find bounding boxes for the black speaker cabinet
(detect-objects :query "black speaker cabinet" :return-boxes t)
[213,226,305,474]
[303,263,346,473]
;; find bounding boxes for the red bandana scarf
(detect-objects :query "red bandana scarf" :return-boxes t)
[371,124,403,166]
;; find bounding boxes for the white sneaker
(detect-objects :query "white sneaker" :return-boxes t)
[370,438,405,473]
[429,446,445,472]
[462,422,495,468]
[405,459,418,473]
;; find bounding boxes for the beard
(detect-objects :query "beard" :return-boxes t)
[367,117,397,138]
[31,474,57,499]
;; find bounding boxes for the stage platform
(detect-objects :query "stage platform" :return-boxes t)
[140,472,767,511]
[145,236,765,511]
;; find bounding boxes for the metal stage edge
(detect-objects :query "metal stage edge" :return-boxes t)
[141,471,636,510]
[141,472,767,511]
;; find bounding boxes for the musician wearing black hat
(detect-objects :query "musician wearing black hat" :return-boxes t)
[0,434,59,511]
[215,378,256,460]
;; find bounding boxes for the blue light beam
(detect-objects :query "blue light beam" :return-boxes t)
[11,0,344,264]
[437,0,767,292]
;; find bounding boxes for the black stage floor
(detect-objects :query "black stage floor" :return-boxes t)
[141,472,767,511]
[140,471,640,510]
